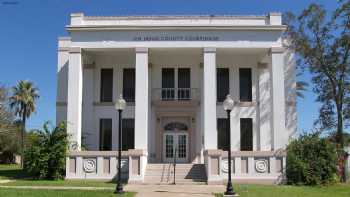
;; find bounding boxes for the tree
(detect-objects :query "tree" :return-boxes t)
[24,122,68,179]
[0,84,21,163]
[285,1,350,182]
[286,133,337,185]
[9,80,39,168]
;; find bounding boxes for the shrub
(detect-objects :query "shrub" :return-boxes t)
[286,133,337,185]
[24,122,68,179]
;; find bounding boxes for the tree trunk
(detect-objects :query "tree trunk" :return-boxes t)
[336,104,346,182]
[21,107,26,169]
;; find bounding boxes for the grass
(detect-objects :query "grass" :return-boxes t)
[0,164,116,187]
[0,164,135,196]
[214,184,350,197]
[0,164,28,180]
[0,189,136,197]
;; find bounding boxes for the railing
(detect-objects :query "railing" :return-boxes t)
[173,148,177,185]
[152,88,200,101]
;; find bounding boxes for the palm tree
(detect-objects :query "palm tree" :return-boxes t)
[9,80,39,168]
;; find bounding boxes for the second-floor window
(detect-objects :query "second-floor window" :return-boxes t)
[178,68,190,100]
[100,69,113,102]
[123,68,135,102]
[217,68,230,102]
[162,68,175,100]
[239,68,252,102]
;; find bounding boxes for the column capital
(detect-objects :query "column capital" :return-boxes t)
[135,47,148,53]
[269,47,285,54]
[69,47,81,54]
[203,47,216,53]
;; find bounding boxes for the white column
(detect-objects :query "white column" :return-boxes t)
[82,63,95,150]
[203,48,217,149]
[270,47,286,150]
[257,62,272,151]
[134,48,149,150]
[67,47,83,150]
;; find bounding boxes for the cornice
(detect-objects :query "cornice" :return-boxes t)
[66,25,286,32]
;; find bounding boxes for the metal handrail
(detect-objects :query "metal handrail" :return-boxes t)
[173,148,177,185]
[152,88,200,101]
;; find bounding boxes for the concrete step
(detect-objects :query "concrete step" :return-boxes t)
[144,163,207,184]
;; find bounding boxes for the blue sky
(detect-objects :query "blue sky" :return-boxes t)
[0,0,339,131]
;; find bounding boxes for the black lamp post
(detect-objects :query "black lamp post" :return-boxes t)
[114,95,126,194]
[223,95,237,196]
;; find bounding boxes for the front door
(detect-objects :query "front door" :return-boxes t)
[163,131,188,163]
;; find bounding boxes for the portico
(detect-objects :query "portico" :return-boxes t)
[56,13,296,184]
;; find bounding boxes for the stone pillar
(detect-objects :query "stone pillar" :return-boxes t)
[270,47,286,150]
[257,62,272,151]
[134,48,149,150]
[67,47,83,150]
[203,48,217,149]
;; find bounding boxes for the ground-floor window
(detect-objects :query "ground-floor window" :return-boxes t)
[217,118,229,150]
[122,119,135,151]
[99,119,112,151]
[240,118,253,151]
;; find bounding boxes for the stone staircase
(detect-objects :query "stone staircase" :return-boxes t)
[144,163,207,184]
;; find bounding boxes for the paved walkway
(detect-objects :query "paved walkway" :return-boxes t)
[125,184,225,197]
[0,183,225,196]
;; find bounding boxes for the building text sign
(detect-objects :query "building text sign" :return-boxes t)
[133,35,220,41]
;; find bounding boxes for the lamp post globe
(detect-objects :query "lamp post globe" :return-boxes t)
[223,95,237,196]
[223,95,234,111]
[115,95,126,111]
[115,95,126,194]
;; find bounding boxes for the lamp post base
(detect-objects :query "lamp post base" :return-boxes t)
[224,181,238,196]
[223,194,239,197]
[114,183,124,194]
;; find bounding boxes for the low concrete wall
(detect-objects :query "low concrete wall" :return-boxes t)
[66,149,147,184]
[204,149,286,185]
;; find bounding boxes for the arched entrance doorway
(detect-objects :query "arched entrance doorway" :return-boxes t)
[163,122,189,163]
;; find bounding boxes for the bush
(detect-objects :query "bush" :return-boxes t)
[286,133,337,185]
[24,122,68,179]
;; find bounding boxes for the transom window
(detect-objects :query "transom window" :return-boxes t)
[164,122,188,130]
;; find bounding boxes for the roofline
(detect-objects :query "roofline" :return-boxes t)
[82,15,270,20]
[66,25,287,31]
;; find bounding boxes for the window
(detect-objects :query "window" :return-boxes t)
[239,68,252,102]
[162,68,175,100]
[123,68,135,102]
[217,68,230,102]
[178,68,191,100]
[100,69,113,102]
[217,119,229,150]
[240,118,253,151]
[122,119,135,151]
[99,119,112,151]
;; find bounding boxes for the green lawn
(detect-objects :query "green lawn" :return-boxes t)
[0,164,28,180]
[0,189,135,197]
[214,184,350,197]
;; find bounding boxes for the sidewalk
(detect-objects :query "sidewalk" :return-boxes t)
[125,184,225,197]
[0,182,225,196]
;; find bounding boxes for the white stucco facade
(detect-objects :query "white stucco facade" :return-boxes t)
[57,13,296,184]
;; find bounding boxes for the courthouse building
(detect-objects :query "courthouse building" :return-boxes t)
[56,13,296,184]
